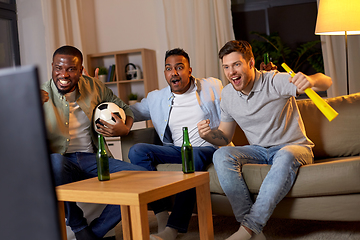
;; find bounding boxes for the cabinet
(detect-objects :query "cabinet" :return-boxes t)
[87,48,158,105]
[103,122,147,160]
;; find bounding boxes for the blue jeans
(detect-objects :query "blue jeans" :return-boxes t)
[128,143,216,233]
[213,144,313,234]
[50,152,147,237]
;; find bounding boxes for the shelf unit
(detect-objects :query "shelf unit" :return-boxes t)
[87,49,158,159]
[87,48,158,105]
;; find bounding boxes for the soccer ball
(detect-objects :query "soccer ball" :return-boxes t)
[93,102,126,133]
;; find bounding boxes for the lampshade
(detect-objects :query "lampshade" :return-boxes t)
[315,0,360,35]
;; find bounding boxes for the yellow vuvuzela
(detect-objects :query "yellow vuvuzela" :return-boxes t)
[281,63,338,122]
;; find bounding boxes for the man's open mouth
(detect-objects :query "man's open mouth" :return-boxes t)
[58,79,71,87]
[171,79,180,85]
[231,76,241,84]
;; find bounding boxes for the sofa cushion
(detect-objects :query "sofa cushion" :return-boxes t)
[156,157,360,198]
[206,164,224,194]
[297,92,360,159]
[242,156,360,198]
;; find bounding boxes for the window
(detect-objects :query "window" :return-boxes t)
[231,0,327,97]
[231,0,321,75]
[0,0,20,68]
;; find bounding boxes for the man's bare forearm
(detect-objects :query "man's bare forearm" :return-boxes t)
[206,129,230,146]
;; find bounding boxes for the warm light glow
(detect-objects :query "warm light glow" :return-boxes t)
[315,0,360,35]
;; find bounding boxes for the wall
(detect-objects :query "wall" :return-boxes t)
[17,0,169,89]
[87,0,169,89]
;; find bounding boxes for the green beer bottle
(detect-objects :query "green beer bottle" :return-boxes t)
[264,52,270,65]
[96,134,110,181]
[181,127,195,173]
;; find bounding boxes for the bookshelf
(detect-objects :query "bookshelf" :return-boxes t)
[87,48,159,105]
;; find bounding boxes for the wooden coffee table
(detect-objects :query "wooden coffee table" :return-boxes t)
[56,171,214,240]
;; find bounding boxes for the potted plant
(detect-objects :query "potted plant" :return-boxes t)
[97,67,108,83]
[128,93,138,105]
[250,31,324,74]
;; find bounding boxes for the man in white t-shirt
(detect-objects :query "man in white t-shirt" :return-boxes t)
[129,48,223,240]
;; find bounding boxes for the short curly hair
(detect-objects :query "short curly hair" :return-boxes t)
[53,45,83,64]
[165,48,190,66]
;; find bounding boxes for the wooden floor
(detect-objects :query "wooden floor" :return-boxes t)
[113,212,360,240]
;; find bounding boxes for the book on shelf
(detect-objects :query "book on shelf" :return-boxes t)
[106,65,113,82]
[106,64,116,82]
[110,64,116,82]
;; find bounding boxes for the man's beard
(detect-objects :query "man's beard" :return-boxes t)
[57,88,68,95]
[56,85,76,95]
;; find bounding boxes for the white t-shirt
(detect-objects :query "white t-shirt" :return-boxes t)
[169,82,214,147]
[65,90,94,153]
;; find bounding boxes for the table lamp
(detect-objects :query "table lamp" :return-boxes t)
[315,0,360,95]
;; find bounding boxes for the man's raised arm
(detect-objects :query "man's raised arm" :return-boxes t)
[197,119,237,146]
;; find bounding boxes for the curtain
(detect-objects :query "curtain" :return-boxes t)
[320,34,360,97]
[40,0,95,78]
[40,0,235,85]
[316,0,360,97]
[161,0,235,85]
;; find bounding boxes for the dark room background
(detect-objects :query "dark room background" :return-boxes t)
[231,0,321,77]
